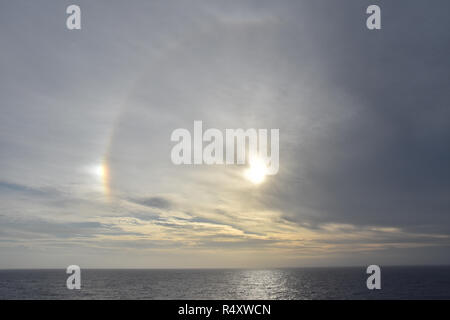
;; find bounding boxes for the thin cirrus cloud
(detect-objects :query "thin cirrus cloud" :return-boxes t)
[0,0,449,268]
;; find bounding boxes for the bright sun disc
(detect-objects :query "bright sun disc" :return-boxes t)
[94,165,105,178]
[244,157,268,184]
[88,162,110,198]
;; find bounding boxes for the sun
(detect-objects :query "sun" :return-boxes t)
[86,162,110,198]
[94,165,105,178]
[244,156,268,184]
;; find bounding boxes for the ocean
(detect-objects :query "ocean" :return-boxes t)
[0,266,449,299]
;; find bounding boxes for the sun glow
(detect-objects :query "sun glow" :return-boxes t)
[100,162,110,198]
[94,165,105,178]
[89,162,111,198]
[244,156,268,184]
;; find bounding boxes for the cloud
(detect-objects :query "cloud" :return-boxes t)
[0,181,54,197]
[258,0,450,234]
[129,197,172,209]
[1,0,450,267]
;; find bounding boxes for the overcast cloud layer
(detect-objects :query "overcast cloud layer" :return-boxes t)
[1,0,449,268]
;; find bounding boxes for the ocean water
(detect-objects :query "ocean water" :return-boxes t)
[0,266,449,299]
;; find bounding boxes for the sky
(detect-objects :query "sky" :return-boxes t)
[1,0,450,268]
